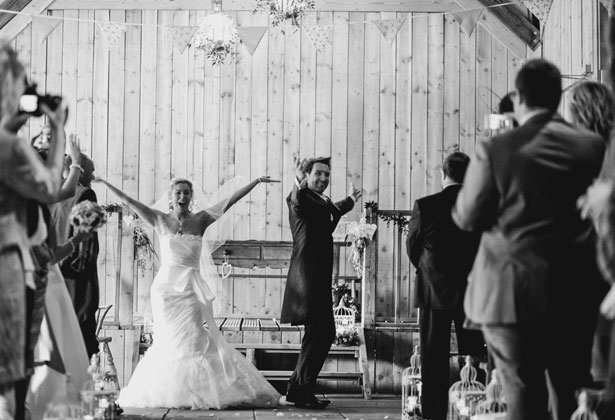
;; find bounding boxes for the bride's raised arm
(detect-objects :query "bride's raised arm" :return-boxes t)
[94,177,166,227]
[218,176,280,213]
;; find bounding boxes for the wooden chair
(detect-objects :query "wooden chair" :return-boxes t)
[96,305,120,389]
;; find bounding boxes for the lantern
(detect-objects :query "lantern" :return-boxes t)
[448,356,486,419]
[401,345,422,420]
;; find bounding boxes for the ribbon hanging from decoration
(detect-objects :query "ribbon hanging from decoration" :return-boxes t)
[97,21,129,51]
[303,24,332,52]
[522,0,554,23]
[236,26,268,55]
[450,8,484,37]
[31,15,61,44]
[373,17,406,43]
[167,25,199,54]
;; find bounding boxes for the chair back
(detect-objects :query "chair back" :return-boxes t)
[95,305,113,336]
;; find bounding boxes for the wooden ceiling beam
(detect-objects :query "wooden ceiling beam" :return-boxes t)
[474,0,540,50]
[0,0,55,40]
[0,0,36,30]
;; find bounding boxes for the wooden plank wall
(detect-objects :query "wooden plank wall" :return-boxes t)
[538,0,602,118]
[10,6,525,392]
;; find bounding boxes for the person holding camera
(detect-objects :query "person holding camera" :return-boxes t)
[0,41,67,420]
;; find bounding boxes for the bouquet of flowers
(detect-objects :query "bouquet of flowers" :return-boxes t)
[334,329,359,346]
[192,13,240,65]
[253,0,315,28]
[69,200,106,272]
[346,217,377,277]
[70,200,106,234]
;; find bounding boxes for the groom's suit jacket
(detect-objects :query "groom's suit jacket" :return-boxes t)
[453,112,605,325]
[281,180,354,325]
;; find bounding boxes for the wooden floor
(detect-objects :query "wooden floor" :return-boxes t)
[120,395,400,420]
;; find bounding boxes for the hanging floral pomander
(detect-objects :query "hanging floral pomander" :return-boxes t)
[192,12,240,65]
[253,0,315,28]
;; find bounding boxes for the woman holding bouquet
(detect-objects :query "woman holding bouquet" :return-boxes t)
[49,153,100,357]
[94,176,283,409]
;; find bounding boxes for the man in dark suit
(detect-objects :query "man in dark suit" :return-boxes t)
[281,156,361,409]
[453,59,606,420]
[406,152,486,420]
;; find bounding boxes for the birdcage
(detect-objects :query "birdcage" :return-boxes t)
[474,369,507,418]
[333,301,356,333]
[402,345,422,420]
[448,356,486,419]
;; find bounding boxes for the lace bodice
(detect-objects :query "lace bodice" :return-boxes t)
[159,233,203,269]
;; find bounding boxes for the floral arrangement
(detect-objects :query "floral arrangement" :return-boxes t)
[123,214,157,275]
[346,216,377,277]
[333,329,359,346]
[253,0,315,28]
[70,200,106,234]
[192,12,239,65]
[102,204,157,275]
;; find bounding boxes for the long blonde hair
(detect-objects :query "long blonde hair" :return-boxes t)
[569,81,615,142]
[0,41,25,120]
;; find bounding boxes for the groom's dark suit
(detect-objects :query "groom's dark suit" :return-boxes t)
[281,178,354,399]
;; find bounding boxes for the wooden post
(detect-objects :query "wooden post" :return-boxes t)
[114,209,122,324]
[361,206,377,329]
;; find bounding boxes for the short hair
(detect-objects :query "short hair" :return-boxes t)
[568,81,615,141]
[442,152,470,183]
[498,92,515,114]
[304,156,331,174]
[515,59,562,112]
[0,41,25,119]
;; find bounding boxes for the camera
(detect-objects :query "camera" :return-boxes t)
[19,82,62,117]
[485,113,514,131]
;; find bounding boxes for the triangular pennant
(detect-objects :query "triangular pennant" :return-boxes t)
[522,0,554,23]
[302,24,332,53]
[97,21,128,51]
[373,17,406,43]
[600,0,614,16]
[168,25,199,54]
[237,26,267,55]
[32,15,61,44]
[450,8,484,37]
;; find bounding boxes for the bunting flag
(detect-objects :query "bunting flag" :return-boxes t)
[97,21,129,51]
[450,8,484,37]
[373,17,406,43]
[167,25,199,54]
[236,26,268,55]
[303,24,332,53]
[31,15,61,44]
[600,0,614,15]
[522,0,554,23]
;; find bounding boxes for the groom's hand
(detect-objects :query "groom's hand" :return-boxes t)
[294,155,307,182]
[349,183,362,201]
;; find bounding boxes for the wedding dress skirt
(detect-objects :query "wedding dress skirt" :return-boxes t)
[117,234,281,409]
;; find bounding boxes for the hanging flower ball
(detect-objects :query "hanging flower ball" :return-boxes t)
[192,12,239,65]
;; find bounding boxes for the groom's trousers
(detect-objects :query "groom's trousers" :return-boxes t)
[288,309,336,396]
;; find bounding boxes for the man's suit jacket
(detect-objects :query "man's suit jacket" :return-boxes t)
[453,113,606,324]
[280,180,354,325]
[406,184,481,311]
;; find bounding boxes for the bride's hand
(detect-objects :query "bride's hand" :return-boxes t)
[256,176,281,184]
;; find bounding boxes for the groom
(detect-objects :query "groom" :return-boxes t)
[281,156,361,409]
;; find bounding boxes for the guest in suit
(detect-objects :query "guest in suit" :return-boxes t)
[453,59,605,420]
[281,156,361,409]
[406,151,486,420]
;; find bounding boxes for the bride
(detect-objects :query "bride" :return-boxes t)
[94,176,282,409]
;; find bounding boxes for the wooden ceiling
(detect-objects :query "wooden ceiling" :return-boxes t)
[1,0,541,49]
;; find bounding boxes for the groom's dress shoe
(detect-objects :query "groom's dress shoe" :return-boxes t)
[286,393,330,410]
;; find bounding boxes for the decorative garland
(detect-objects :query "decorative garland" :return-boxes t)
[365,201,410,234]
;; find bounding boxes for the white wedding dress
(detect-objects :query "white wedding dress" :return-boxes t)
[117,233,281,409]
